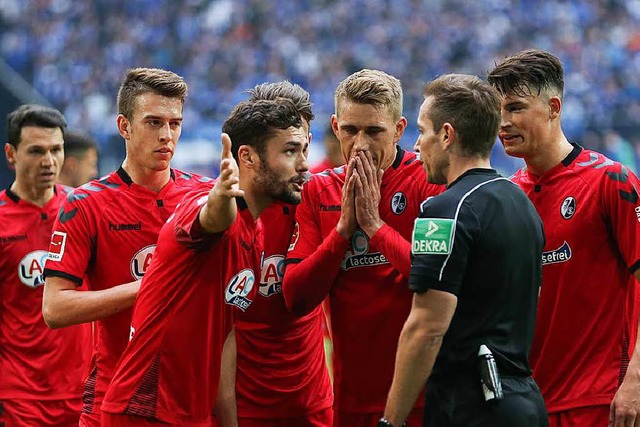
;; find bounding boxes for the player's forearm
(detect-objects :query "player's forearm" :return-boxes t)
[43,280,140,328]
[369,223,412,278]
[283,229,348,316]
[199,196,237,234]
[216,329,238,427]
[384,315,442,425]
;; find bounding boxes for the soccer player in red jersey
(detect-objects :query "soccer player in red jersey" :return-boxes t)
[42,68,202,427]
[489,49,640,427]
[0,105,90,426]
[227,82,332,427]
[283,69,444,427]
[101,97,310,426]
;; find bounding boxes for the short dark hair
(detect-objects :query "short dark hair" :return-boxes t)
[423,74,501,158]
[487,49,564,99]
[222,99,303,161]
[247,81,314,124]
[64,129,98,158]
[7,104,67,148]
[117,67,188,120]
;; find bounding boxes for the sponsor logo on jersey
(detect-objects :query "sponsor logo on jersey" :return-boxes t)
[18,250,48,288]
[109,221,142,231]
[560,197,576,220]
[260,255,284,297]
[341,229,389,270]
[391,192,407,214]
[320,203,341,212]
[130,245,157,279]
[542,241,572,265]
[48,231,67,262]
[412,218,454,255]
[129,326,136,341]
[288,222,300,252]
[635,206,640,223]
[225,268,255,311]
[0,234,27,244]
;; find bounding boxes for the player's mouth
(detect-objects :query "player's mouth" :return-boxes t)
[40,170,55,180]
[290,176,307,192]
[499,133,521,145]
[155,147,173,159]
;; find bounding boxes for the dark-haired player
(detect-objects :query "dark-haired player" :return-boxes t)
[489,49,640,427]
[0,104,90,426]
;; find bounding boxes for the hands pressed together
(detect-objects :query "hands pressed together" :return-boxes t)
[336,150,384,240]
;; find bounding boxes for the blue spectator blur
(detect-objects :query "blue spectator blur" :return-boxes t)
[1,0,639,177]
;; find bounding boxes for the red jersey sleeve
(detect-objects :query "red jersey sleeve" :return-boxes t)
[44,190,96,286]
[600,164,640,271]
[369,223,412,279]
[283,182,348,316]
[172,183,215,248]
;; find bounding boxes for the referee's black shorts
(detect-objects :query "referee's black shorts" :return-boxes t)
[423,374,548,427]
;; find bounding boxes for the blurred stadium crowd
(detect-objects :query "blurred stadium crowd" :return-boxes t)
[2,0,640,175]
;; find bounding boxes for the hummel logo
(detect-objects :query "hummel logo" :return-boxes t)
[320,204,341,212]
[109,222,142,231]
[0,235,27,244]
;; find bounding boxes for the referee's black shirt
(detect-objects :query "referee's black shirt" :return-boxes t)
[409,168,544,379]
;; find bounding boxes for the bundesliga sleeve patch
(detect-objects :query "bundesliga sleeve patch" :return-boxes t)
[412,218,454,255]
[47,231,67,262]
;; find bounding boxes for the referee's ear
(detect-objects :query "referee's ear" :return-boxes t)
[442,123,455,151]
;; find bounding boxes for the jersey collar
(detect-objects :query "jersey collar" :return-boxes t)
[116,167,176,187]
[4,185,59,204]
[561,143,582,167]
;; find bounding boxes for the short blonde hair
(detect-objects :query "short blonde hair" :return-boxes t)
[334,69,403,121]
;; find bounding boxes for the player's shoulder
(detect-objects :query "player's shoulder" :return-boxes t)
[0,189,10,208]
[509,166,528,184]
[172,168,213,188]
[571,147,630,176]
[569,147,639,192]
[304,167,344,194]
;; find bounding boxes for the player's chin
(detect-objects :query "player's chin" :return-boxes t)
[276,189,302,205]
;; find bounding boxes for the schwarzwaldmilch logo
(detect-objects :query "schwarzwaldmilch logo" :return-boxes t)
[560,197,576,220]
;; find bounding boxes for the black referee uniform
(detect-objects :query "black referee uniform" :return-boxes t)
[409,168,547,427]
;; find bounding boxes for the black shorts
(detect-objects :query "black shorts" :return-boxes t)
[423,375,548,427]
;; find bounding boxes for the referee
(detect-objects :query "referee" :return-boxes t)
[379,74,548,427]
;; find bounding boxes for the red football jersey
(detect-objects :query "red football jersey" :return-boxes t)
[512,145,640,413]
[102,183,261,425]
[235,201,333,418]
[0,186,90,401]
[285,148,443,413]
[43,168,203,417]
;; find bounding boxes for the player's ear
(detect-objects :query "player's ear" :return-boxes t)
[549,96,561,119]
[4,143,16,165]
[238,145,257,169]
[394,116,407,143]
[117,115,130,140]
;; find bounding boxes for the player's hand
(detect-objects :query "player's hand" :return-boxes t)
[199,133,243,233]
[609,372,640,427]
[354,150,384,237]
[211,133,244,200]
[336,156,357,239]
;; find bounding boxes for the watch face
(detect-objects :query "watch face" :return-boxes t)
[377,418,393,427]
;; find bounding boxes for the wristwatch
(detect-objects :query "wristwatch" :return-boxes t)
[377,418,394,427]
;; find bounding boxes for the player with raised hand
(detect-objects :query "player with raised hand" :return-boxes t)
[102,97,310,426]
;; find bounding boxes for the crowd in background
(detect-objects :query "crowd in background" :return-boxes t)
[2,0,640,175]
